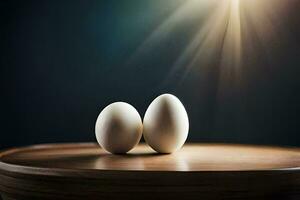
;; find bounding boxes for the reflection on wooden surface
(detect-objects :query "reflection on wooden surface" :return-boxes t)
[2,143,300,171]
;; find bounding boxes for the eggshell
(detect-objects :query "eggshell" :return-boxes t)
[95,102,143,154]
[143,94,189,153]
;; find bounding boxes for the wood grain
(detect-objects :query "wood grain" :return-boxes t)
[0,143,300,200]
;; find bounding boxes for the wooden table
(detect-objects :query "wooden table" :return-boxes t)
[0,143,299,200]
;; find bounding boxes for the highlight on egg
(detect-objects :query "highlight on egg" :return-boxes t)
[95,102,143,154]
[143,94,189,153]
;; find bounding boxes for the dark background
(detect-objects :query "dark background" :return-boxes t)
[1,0,300,149]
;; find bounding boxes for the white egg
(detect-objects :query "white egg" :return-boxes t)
[95,102,143,154]
[143,94,189,153]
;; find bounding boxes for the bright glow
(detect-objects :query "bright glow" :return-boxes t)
[129,0,290,93]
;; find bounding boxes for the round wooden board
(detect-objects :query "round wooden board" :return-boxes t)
[0,143,300,200]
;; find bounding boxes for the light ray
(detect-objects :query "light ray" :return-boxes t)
[128,0,291,92]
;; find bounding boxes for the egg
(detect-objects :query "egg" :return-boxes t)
[95,102,143,154]
[143,94,189,153]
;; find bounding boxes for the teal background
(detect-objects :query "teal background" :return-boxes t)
[1,0,300,148]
